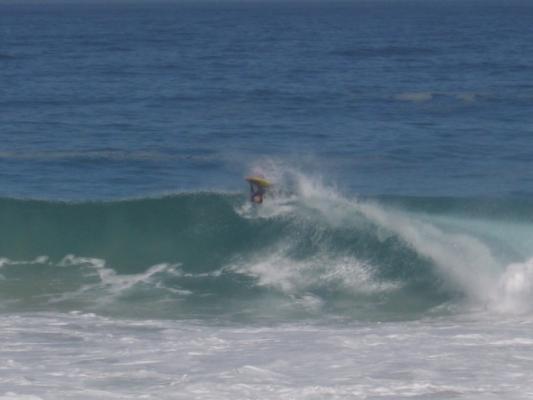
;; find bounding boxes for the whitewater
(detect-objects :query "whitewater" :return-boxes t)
[2,313,533,399]
[2,171,533,398]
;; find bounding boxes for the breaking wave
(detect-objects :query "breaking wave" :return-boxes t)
[2,172,533,321]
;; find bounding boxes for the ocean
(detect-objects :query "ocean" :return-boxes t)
[2,0,533,398]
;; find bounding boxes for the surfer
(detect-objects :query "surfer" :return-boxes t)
[245,175,271,204]
[250,182,265,204]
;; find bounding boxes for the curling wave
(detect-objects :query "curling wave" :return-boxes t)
[1,180,533,320]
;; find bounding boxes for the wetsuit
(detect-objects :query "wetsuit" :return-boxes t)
[250,183,265,203]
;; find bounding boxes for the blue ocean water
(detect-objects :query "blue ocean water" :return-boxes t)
[2,1,533,399]
[2,0,533,199]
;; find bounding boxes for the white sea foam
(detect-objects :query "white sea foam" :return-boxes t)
[0,256,49,268]
[230,248,399,297]
[494,258,533,314]
[1,312,533,399]
[236,196,296,219]
[58,254,106,269]
[49,255,191,305]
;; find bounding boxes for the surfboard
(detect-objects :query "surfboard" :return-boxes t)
[245,176,272,188]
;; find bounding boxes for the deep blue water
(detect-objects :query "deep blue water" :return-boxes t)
[2,0,533,199]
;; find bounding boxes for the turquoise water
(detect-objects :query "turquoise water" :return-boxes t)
[2,188,533,320]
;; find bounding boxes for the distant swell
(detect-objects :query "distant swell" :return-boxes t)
[1,189,533,320]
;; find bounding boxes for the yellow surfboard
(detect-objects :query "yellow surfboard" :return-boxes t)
[245,176,272,188]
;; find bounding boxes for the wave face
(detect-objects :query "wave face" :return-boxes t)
[2,177,533,321]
